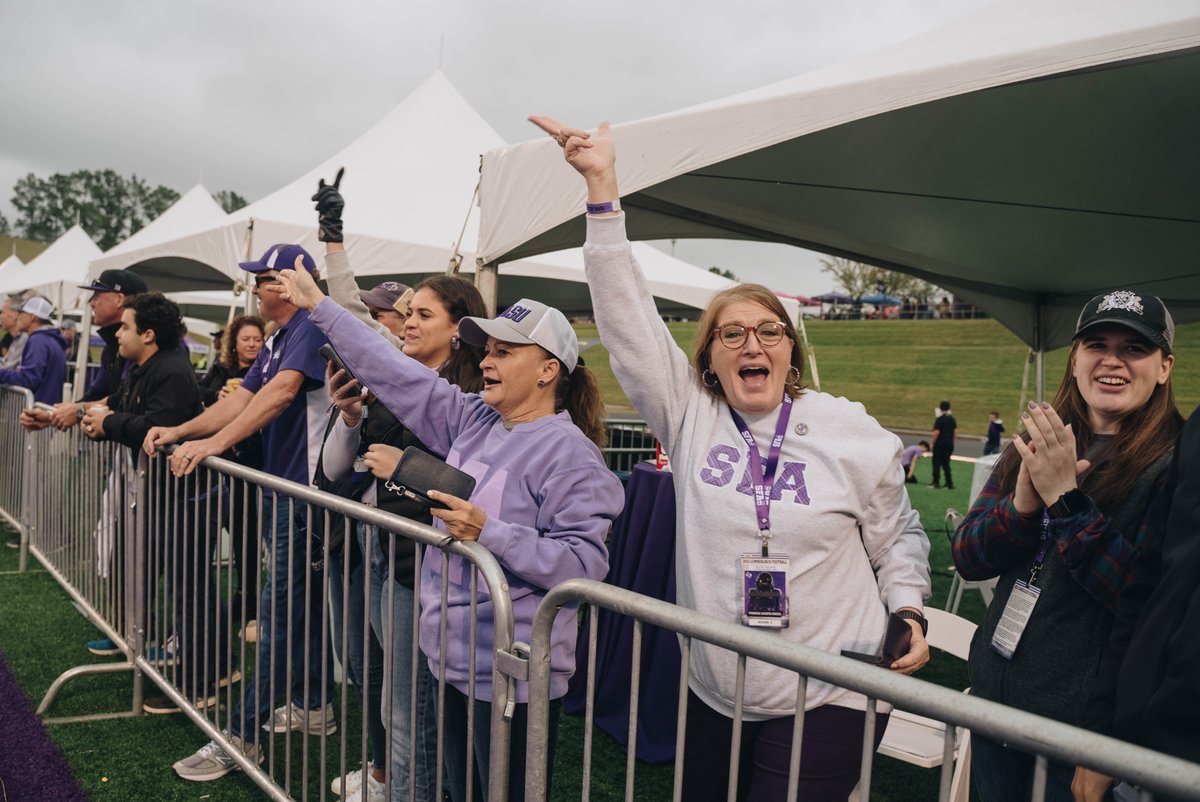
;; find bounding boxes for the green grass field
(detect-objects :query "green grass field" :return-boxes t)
[578,318,1200,436]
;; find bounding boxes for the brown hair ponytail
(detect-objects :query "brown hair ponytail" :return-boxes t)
[555,359,607,450]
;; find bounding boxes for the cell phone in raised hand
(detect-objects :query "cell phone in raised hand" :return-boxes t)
[319,343,367,395]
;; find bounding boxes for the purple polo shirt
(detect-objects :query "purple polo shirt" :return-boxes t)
[239,309,329,488]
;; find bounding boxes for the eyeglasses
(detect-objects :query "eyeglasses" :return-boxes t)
[254,275,280,288]
[369,309,404,322]
[713,321,789,349]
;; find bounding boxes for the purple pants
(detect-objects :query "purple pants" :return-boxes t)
[681,691,889,802]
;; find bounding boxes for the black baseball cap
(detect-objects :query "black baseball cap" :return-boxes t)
[1074,290,1174,353]
[78,268,148,295]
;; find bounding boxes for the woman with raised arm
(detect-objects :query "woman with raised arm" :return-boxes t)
[952,292,1181,802]
[530,115,931,801]
[273,262,623,802]
[312,174,487,802]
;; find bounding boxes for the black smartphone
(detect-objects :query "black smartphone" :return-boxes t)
[840,613,914,666]
[318,343,366,395]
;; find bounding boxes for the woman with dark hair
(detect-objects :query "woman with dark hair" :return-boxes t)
[273,261,622,802]
[953,291,1181,802]
[313,183,488,802]
[198,314,266,634]
[530,116,930,802]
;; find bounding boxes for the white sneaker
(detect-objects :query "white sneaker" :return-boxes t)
[344,770,385,802]
[331,764,365,797]
[263,701,337,735]
[173,733,262,781]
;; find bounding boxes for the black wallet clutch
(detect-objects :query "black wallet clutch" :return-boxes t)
[840,612,914,666]
[384,447,476,510]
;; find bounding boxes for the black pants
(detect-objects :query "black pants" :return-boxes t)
[931,447,954,488]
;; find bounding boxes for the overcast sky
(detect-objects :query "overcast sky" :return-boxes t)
[0,0,994,294]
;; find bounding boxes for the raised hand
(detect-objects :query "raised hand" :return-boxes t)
[528,116,618,202]
[312,167,345,243]
[1012,402,1091,508]
[273,261,326,311]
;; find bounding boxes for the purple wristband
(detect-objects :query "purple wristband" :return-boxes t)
[586,200,621,215]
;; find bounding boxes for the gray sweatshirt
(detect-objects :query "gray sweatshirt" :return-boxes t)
[584,214,930,720]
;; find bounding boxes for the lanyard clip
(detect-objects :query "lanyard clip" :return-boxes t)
[761,531,770,558]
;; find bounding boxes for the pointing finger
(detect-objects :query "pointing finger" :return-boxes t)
[333,166,344,189]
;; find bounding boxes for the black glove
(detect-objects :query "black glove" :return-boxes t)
[312,167,345,243]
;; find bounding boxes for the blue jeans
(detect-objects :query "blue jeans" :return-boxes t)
[972,734,1111,802]
[328,532,387,771]
[230,494,332,740]
[363,525,440,802]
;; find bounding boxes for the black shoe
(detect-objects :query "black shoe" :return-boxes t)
[927,483,941,489]
[946,485,955,490]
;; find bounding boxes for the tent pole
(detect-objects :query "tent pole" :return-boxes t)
[1033,300,1046,403]
[72,300,93,400]
[243,219,258,317]
[1035,350,1045,403]
[476,257,498,318]
[794,314,820,392]
[1017,348,1033,425]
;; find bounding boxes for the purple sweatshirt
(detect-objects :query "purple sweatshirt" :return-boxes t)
[309,298,622,702]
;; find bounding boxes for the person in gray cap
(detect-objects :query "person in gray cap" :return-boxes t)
[0,296,68,405]
[0,294,29,370]
[20,267,148,433]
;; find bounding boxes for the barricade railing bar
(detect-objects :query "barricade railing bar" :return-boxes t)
[601,419,657,473]
[525,578,1200,802]
[0,385,34,571]
[133,447,521,802]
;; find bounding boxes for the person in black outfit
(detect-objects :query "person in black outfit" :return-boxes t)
[1073,403,1200,802]
[930,399,957,489]
[81,292,234,713]
[198,315,267,634]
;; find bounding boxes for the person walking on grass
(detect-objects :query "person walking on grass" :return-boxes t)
[929,400,956,489]
[983,411,1005,457]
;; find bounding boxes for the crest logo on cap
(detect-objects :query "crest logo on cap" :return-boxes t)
[1097,291,1144,316]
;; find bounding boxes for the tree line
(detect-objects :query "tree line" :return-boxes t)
[0,170,246,250]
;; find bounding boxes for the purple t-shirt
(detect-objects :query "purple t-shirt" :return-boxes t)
[901,444,923,468]
[240,309,329,488]
[309,297,623,702]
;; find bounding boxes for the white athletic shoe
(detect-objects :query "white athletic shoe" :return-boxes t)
[344,770,385,802]
[263,701,337,735]
[173,733,262,781]
[331,764,365,797]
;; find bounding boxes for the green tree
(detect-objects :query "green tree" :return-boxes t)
[213,190,248,213]
[0,210,9,236]
[11,169,180,250]
[708,265,738,281]
[819,256,936,303]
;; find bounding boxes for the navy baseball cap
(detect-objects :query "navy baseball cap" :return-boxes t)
[239,243,317,274]
[77,268,148,295]
[1074,290,1174,353]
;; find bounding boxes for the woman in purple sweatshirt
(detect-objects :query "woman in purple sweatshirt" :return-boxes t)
[273,267,624,802]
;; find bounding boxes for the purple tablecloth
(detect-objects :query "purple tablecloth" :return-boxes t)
[565,463,681,763]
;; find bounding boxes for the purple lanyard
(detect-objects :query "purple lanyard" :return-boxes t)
[729,393,793,556]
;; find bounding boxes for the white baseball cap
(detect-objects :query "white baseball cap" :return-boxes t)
[458,298,579,371]
[20,297,54,322]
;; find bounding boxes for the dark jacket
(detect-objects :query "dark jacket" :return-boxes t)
[1088,406,1200,762]
[0,325,68,404]
[81,323,127,403]
[104,347,202,453]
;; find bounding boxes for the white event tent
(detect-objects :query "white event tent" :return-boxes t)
[0,254,24,277]
[0,226,103,318]
[477,0,1200,389]
[85,73,745,320]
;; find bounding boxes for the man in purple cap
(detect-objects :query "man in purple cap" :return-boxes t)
[20,268,148,433]
[145,244,337,782]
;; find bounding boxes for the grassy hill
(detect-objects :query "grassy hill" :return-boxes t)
[577,318,1200,436]
[0,234,49,265]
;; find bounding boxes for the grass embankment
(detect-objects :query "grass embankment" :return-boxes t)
[0,235,48,265]
[578,318,1200,436]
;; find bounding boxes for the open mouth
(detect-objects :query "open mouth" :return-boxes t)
[738,366,770,387]
[1096,376,1129,386]
[482,377,500,388]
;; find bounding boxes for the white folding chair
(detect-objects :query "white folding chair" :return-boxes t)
[943,507,997,615]
[873,608,978,802]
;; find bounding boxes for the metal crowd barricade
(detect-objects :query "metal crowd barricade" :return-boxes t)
[525,579,1200,802]
[133,448,521,802]
[0,385,34,571]
[601,419,657,473]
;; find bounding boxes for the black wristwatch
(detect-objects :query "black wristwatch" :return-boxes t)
[1048,488,1089,518]
[895,609,928,637]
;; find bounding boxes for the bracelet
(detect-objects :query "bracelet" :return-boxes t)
[586,200,621,215]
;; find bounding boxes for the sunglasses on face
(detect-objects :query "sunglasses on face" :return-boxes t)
[713,321,789,349]
[254,274,280,288]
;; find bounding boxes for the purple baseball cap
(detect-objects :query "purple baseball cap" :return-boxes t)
[239,243,317,274]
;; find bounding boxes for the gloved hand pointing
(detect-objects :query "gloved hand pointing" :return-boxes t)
[313,167,345,243]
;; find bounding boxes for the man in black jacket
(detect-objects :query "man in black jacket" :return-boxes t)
[82,293,233,713]
[1073,404,1200,802]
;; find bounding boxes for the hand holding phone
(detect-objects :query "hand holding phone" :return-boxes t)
[840,613,914,667]
[320,343,367,397]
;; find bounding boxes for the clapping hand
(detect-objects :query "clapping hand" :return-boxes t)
[313,167,345,243]
[1012,402,1091,510]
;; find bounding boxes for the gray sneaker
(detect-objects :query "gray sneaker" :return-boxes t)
[264,701,337,735]
[173,733,262,781]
